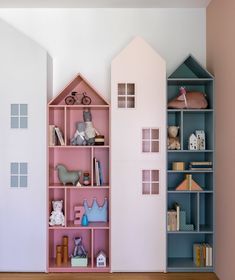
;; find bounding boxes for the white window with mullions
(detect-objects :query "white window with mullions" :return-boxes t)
[10,162,28,188]
[142,128,160,152]
[142,170,160,195]
[11,104,28,128]
[117,83,135,108]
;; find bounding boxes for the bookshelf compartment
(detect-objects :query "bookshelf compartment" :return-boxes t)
[93,147,109,186]
[168,172,213,191]
[49,107,65,145]
[49,148,91,186]
[199,193,213,232]
[183,112,213,150]
[93,229,109,268]
[168,192,198,232]
[66,188,109,227]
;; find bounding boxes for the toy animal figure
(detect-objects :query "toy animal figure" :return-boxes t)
[72,237,87,258]
[168,90,208,109]
[83,109,99,145]
[49,200,65,226]
[168,126,181,150]
[56,164,82,186]
[71,122,87,146]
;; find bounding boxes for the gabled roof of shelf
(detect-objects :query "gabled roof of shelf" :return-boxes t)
[168,55,214,79]
[49,73,109,106]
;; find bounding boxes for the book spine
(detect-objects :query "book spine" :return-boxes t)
[98,160,103,185]
[55,127,65,146]
[94,158,100,186]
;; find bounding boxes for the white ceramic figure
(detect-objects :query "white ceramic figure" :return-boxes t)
[49,200,65,226]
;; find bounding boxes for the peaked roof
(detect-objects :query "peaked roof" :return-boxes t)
[49,73,109,106]
[169,55,214,79]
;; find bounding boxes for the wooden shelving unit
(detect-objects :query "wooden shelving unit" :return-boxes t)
[166,55,215,272]
[47,74,110,272]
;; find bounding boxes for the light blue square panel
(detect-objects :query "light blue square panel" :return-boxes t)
[20,117,28,128]
[11,117,19,128]
[20,176,27,188]
[20,104,28,115]
[20,163,27,174]
[11,162,18,174]
[11,104,19,116]
[11,176,18,187]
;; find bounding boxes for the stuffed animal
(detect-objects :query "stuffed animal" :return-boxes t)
[168,126,181,150]
[49,200,65,226]
[83,109,99,145]
[72,237,87,258]
[56,164,82,186]
[71,122,87,146]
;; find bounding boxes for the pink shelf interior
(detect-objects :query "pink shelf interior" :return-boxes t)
[93,148,109,186]
[93,229,109,262]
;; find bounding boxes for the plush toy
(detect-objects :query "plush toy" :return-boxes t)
[71,122,87,146]
[72,237,87,258]
[83,109,99,145]
[168,126,181,150]
[56,164,82,186]
[49,200,65,226]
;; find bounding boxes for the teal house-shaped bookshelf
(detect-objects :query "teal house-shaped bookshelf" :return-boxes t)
[166,55,215,272]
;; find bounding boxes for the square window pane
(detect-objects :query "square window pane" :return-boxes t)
[118,83,126,95]
[152,170,159,182]
[151,183,159,195]
[20,163,28,174]
[11,117,19,128]
[118,96,126,108]
[142,170,150,182]
[151,129,159,140]
[127,83,135,95]
[142,183,150,195]
[142,129,150,140]
[142,141,150,152]
[11,176,18,187]
[20,117,28,128]
[151,141,159,152]
[127,96,135,108]
[11,162,18,174]
[20,176,27,187]
[20,104,28,115]
[11,104,19,116]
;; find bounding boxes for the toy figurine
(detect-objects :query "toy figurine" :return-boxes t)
[71,122,87,146]
[49,200,65,226]
[56,164,82,186]
[72,237,87,258]
[83,109,99,145]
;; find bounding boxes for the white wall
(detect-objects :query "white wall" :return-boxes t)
[0,8,206,100]
[0,19,48,271]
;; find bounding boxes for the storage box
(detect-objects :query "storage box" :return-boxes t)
[172,162,185,171]
[71,257,88,267]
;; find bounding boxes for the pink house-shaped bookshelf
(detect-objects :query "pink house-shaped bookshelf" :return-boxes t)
[48,73,110,272]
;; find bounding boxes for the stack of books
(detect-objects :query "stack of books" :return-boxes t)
[167,203,180,231]
[49,125,65,146]
[189,161,213,171]
[94,157,104,186]
[193,243,213,267]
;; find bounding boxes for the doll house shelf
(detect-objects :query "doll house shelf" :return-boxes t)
[167,55,215,272]
[48,74,110,272]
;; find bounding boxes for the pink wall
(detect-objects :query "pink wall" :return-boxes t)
[207,1,235,279]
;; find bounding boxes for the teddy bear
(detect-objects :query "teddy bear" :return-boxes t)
[168,126,181,150]
[71,122,87,146]
[49,200,65,226]
[72,237,87,258]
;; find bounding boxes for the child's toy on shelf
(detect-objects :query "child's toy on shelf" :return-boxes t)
[56,164,82,186]
[71,122,87,146]
[167,126,180,150]
[81,214,89,226]
[84,198,108,222]
[56,245,62,266]
[62,236,69,264]
[172,162,185,171]
[74,206,85,225]
[83,172,90,186]
[188,130,206,150]
[176,174,203,191]
[65,91,91,105]
[96,251,107,267]
[168,87,208,109]
[49,200,65,226]
[71,237,88,267]
[84,109,99,145]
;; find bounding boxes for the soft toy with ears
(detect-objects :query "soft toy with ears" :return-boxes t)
[168,126,181,150]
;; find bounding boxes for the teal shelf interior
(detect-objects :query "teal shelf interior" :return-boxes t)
[199,193,213,232]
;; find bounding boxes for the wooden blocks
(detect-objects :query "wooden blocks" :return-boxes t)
[176,174,203,191]
[172,162,185,171]
[56,245,62,266]
[62,236,68,264]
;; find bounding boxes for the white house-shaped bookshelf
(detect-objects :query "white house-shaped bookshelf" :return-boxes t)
[111,37,166,271]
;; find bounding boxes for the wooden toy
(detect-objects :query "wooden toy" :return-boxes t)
[49,200,65,226]
[176,174,203,191]
[56,164,82,186]
[96,251,106,267]
[74,206,85,225]
[56,245,62,266]
[62,236,69,264]
[172,162,185,171]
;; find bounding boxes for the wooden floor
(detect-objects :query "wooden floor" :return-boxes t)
[0,273,219,280]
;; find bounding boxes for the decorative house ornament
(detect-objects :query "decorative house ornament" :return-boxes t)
[96,251,107,267]
[83,198,108,222]
[196,130,206,150]
[188,133,198,150]
[56,164,82,186]
[49,200,65,226]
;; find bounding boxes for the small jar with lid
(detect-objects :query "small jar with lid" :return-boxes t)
[83,172,90,186]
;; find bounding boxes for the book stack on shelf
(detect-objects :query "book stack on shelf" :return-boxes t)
[193,243,213,267]
[189,162,213,171]
[49,125,65,146]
